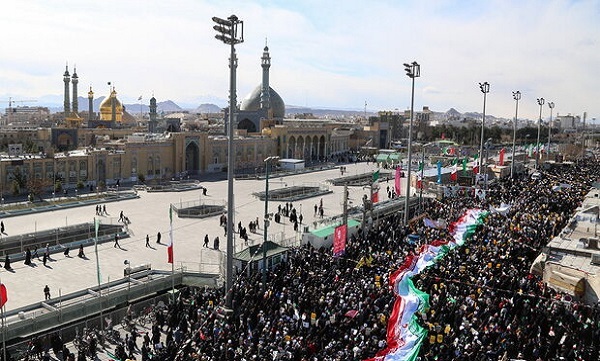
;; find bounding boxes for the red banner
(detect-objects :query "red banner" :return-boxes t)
[499,148,505,166]
[333,224,347,257]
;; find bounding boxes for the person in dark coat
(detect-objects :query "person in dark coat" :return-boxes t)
[4,255,11,270]
[24,248,32,265]
[78,244,85,258]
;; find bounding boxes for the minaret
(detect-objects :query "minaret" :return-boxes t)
[87,86,94,121]
[63,64,71,115]
[71,66,79,114]
[111,86,117,122]
[149,95,157,133]
[260,41,271,111]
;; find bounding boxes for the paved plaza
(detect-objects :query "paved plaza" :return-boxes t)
[1,162,392,312]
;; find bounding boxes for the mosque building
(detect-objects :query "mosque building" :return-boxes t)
[225,43,285,134]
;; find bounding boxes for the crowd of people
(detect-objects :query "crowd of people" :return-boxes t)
[104,159,593,361]
[9,159,600,361]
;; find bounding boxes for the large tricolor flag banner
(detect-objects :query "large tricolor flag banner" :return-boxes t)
[167,206,174,264]
[394,166,402,196]
[365,209,487,361]
[333,224,347,257]
[372,170,380,203]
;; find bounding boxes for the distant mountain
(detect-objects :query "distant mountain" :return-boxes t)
[192,103,223,113]
[445,108,461,119]
[285,105,372,117]
[1,93,522,122]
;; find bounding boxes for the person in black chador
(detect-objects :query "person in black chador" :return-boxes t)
[4,255,11,270]
[24,248,32,265]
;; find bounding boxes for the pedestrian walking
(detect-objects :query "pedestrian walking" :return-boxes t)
[43,252,48,266]
[3,255,10,270]
[114,233,120,248]
[157,231,162,244]
[63,246,70,257]
[103,205,107,215]
[44,285,51,300]
[213,236,220,250]
[78,244,85,258]
[119,211,124,222]
[146,234,150,247]
[203,234,209,248]
[24,248,32,266]
[1,221,4,234]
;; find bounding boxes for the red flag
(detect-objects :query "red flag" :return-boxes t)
[499,148,505,166]
[394,166,401,196]
[333,224,347,257]
[0,283,7,307]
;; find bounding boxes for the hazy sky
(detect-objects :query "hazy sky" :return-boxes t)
[1,0,598,121]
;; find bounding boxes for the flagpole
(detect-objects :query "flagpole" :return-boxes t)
[169,205,175,304]
[1,304,5,361]
[93,218,104,333]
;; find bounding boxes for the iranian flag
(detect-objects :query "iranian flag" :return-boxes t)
[372,170,380,203]
[499,148,505,166]
[462,157,468,175]
[365,209,487,361]
[471,154,479,174]
[450,159,458,182]
[416,162,424,189]
[167,206,174,264]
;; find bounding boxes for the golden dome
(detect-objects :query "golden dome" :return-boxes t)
[99,89,124,121]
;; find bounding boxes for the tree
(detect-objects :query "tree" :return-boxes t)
[27,177,51,202]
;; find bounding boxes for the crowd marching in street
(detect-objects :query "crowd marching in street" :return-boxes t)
[8,160,600,361]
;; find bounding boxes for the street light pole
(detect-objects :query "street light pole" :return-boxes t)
[536,98,545,169]
[478,82,490,185]
[403,61,420,225]
[547,102,555,162]
[262,156,279,294]
[213,14,244,309]
[510,91,521,179]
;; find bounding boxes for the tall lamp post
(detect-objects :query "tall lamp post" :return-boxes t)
[213,14,244,309]
[262,156,279,293]
[403,61,420,225]
[478,82,490,185]
[510,91,521,179]
[547,102,555,161]
[536,97,545,169]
